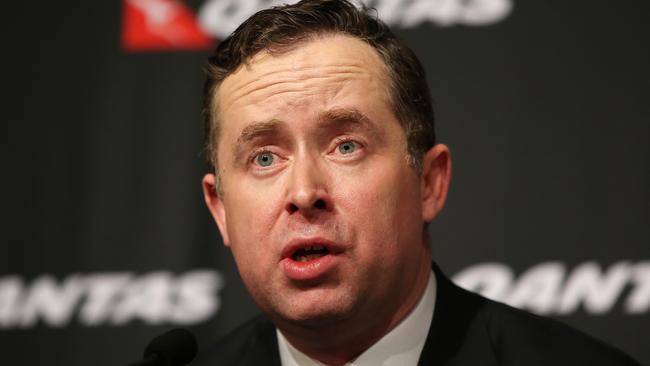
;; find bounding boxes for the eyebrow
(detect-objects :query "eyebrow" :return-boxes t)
[317,108,380,140]
[233,119,284,162]
[237,120,283,145]
[318,107,369,127]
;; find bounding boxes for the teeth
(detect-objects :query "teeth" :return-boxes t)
[295,253,326,262]
[291,245,329,262]
[300,245,325,252]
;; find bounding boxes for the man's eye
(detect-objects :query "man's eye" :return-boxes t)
[337,141,358,154]
[255,152,275,167]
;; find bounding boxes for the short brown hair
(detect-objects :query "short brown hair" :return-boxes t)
[202,0,436,172]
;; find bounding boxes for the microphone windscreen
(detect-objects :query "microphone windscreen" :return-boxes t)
[144,328,198,366]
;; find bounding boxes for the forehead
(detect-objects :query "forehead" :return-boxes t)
[221,34,388,94]
[215,34,392,122]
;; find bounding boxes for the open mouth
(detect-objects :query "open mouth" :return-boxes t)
[291,245,330,262]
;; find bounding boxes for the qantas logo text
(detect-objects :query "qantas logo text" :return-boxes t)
[454,261,650,315]
[123,0,513,51]
[0,270,222,328]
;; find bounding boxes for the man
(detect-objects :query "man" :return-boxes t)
[196,1,640,365]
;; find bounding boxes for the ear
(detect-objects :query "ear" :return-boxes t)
[421,144,451,222]
[202,173,230,247]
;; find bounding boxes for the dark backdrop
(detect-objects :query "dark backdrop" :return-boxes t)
[2,1,648,365]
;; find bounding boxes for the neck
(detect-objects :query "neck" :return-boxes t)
[278,256,432,366]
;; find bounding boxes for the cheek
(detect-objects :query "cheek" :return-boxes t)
[223,179,284,269]
[335,163,422,248]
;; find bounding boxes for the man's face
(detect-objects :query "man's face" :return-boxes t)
[203,35,448,331]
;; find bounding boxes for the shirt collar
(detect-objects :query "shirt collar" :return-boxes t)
[277,269,437,366]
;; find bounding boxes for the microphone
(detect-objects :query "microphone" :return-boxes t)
[129,328,198,366]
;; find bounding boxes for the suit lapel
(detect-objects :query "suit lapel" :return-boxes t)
[418,263,498,366]
[242,316,282,365]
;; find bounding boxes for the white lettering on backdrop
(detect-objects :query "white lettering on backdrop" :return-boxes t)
[198,0,513,40]
[0,270,222,328]
[454,261,650,315]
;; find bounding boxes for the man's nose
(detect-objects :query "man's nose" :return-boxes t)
[285,156,331,216]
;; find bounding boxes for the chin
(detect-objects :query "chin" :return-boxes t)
[272,292,358,329]
[283,307,350,329]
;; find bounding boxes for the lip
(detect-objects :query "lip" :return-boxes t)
[280,237,344,281]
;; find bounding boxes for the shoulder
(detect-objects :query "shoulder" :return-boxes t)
[459,283,641,365]
[191,314,281,366]
[427,263,641,366]
[481,296,639,365]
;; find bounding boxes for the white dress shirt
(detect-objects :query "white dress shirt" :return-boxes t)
[277,270,436,366]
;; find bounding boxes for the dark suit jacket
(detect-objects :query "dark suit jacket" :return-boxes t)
[192,264,641,365]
